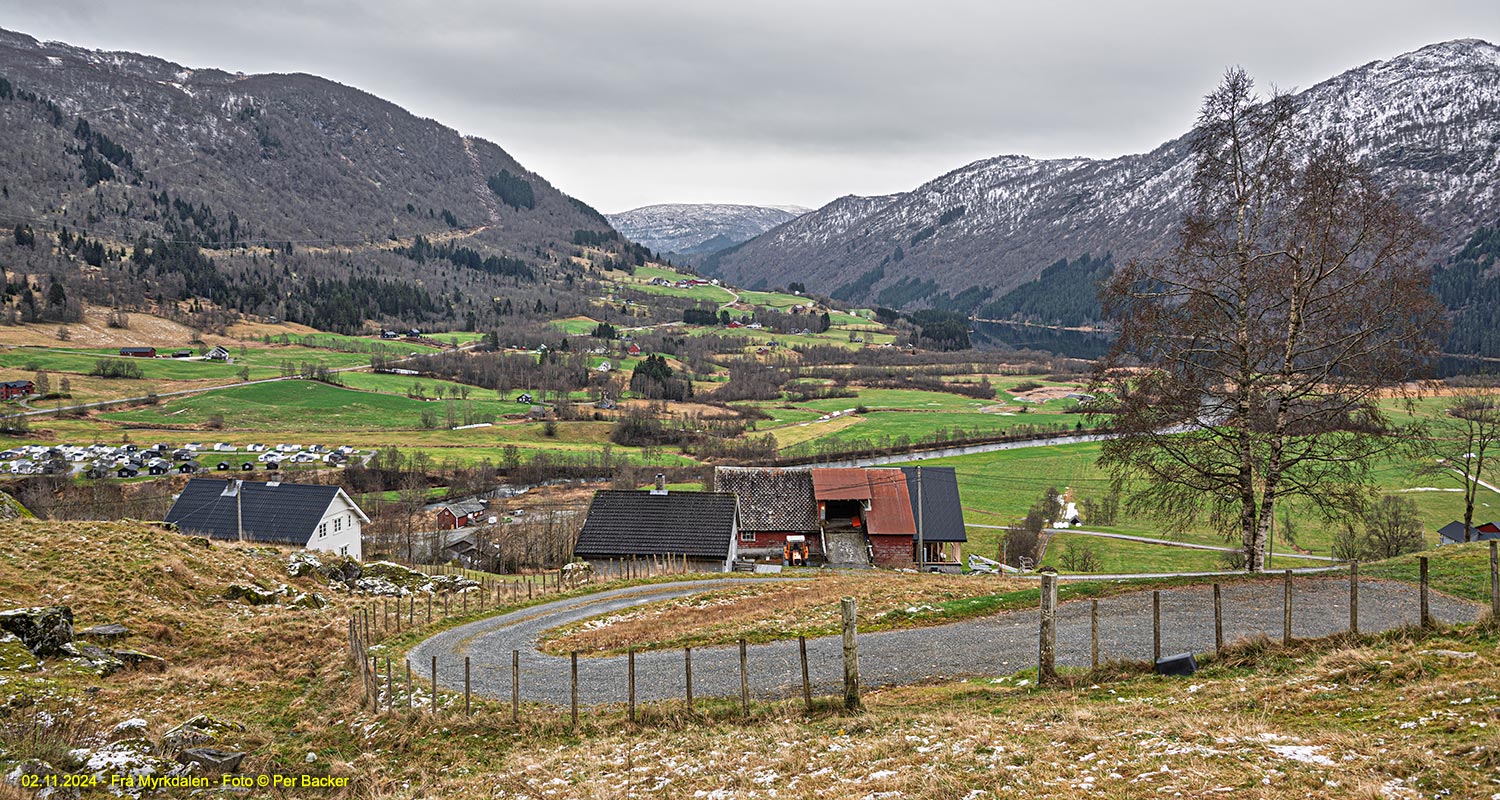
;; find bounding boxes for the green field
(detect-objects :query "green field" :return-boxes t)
[99,380,512,432]
[0,348,277,381]
[897,438,1477,573]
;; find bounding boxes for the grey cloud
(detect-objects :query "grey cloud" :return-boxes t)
[3,0,1498,210]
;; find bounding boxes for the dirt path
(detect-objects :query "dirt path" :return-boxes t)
[408,576,1479,707]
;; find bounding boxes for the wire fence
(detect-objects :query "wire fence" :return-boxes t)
[346,543,1500,726]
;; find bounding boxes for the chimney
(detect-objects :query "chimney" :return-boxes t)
[651,473,667,495]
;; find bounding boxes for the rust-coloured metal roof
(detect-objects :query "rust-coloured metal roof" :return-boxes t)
[810,468,916,536]
[810,468,873,500]
[863,469,916,536]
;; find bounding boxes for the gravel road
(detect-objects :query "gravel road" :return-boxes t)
[407,577,1479,707]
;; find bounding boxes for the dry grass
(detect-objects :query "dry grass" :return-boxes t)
[0,307,240,348]
[5,521,1497,799]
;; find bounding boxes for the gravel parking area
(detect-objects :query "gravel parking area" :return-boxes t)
[407,576,1479,707]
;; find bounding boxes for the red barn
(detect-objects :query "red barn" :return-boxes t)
[436,499,488,530]
[120,347,156,358]
[0,380,35,401]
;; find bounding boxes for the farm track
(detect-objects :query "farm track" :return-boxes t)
[409,576,1479,707]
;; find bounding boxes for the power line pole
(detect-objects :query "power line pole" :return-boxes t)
[916,466,925,573]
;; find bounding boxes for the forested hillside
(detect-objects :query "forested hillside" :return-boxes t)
[0,28,644,333]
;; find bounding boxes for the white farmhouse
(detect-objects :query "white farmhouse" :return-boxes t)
[164,478,369,559]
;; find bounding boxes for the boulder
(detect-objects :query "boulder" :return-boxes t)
[109,648,165,670]
[109,718,150,741]
[0,606,74,656]
[78,623,130,641]
[161,714,244,752]
[187,536,211,548]
[76,739,170,787]
[288,593,328,610]
[0,633,40,672]
[223,584,279,606]
[175,747,245,774]
[60,643,126,676]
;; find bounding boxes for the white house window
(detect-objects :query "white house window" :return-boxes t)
[319,522,327,538]
[740,531,756,542]
[334,517,342,532]
[340,545,349,555]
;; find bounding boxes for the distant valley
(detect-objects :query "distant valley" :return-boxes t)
[607,203,809,262]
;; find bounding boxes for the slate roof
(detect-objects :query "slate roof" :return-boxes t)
[164,478,366,545]
[574,490,737,560]
[900,466,967,542]
[714,467,818,533]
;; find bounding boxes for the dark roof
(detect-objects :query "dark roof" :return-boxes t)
[164,478,364,545]
[714,467,818,533]
[443,499,486,518]
[900,467,967,542]
[120,347,154,353]
[574,490,737,560]
[1439,520,1500,545]
[0,380,32,389]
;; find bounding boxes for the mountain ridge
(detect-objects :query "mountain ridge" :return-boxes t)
[0,26,637,332]
[607,203,809,261]
[709,38,1500,313]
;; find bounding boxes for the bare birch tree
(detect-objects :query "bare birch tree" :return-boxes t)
[1093,69,1444,571]
[1425,391,1500,542]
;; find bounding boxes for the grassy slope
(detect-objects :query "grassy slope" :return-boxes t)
[2,521,1495,799]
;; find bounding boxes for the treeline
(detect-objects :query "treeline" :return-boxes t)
[977,254,1113,326]
[1,73,137,188]
[393,235,535,280]
[487,170,535,210]
[401,349,600,399]
[1434,219,1500,357]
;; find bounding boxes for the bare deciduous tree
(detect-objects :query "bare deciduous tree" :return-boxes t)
[1424,391,1500,542]
[1093,69,1444,571]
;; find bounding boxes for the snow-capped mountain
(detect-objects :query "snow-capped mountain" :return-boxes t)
[607,203,810,259]
[710,39,1500,309]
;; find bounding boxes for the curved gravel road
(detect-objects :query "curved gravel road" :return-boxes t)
[407,577,1479,707]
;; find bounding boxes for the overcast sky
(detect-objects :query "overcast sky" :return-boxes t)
[4,1,1499,212]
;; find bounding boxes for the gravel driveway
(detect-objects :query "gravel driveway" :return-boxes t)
[406,576,1479,707]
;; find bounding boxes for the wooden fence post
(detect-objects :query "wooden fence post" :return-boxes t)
[512,650,520,723]
[1350,562,1360,635]
[1090,599,1099,669]
[1038,576,1057,684]
[427,593,432,623]
[1490,542,1499,621]
[628,649,637,724]
[405,660,412,711]
[408,595,414,626]
[685,647,694,712]
[464,656,471,716]
[1283,570,1293,646]
[570,652,579,729]
[799,635,812,711]
[739,638,750,717]
[1213,583,1223,653]
[430,655,437,713]
[1152,590,1161,662]
[1419,556,1431,628]
[841,596,861,709]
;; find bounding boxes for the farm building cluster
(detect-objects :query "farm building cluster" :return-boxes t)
[573,466,967,572]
